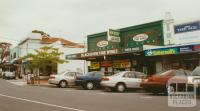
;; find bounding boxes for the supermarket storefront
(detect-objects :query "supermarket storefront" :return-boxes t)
[144,44,200,72]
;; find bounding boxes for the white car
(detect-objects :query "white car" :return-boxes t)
[101,71,146,92]
[2,71,15,79]
[188,67,200,89]
[49,71,83,88]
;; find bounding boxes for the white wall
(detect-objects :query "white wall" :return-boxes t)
[48,41,87,74]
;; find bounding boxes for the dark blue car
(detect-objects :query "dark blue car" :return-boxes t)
[75,71,104,90]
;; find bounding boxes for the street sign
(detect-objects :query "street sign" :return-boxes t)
[107,29,120,42]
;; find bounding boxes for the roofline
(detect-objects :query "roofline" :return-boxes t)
[87,20,163,38]
[18,38,41,45]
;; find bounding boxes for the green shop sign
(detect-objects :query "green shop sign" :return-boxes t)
[145,48,179,56]
[107,29,120,42]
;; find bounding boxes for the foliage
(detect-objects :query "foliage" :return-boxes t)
[22,46,68,69]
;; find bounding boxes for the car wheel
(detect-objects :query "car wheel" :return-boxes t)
[59,80,67,88]
[116,83,126,92]
[86,82,94,90]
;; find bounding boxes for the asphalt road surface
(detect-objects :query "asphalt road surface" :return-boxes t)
[0,79,199,111]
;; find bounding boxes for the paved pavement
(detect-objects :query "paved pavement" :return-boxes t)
[0,79,199,111]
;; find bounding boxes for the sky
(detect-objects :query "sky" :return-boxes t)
[0,0,200,47]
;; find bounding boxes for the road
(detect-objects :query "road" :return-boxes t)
[0,79,199,111]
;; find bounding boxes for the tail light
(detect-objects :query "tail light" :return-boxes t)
[148,76,155,82]
[49,75,55,79]
[102,77,109,81]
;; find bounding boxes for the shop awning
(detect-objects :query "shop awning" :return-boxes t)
[65,46,143,60]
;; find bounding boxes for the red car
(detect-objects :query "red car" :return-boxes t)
[140,69,191,94]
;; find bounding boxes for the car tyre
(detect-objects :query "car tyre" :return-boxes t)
[59,80,67,88]
[116,83,126,92]
[85,82,94,90]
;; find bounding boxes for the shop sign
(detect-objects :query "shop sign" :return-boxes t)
[107,29,120,42]
[174,21,200,34]
[193,45,200,51]
[113,60,131,68]
[90,62,100,69]
[101,61,112,67]
[65,54,79,59]
[133,34,148,42]
[145,48,178,56]
[123,47,142,53]
[81,49,118,57]
[96,40,108,48]
[179,46,193,53]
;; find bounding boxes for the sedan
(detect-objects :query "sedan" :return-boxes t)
[49,71,83,88]
[2,71,15,79]
[101,71,146,92]
[140,69,191,94]
[188,66,200,93]
[75,71,104,90]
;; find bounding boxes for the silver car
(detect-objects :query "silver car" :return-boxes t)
[2,71,15,79]
[49,71,83,88]
[188,67,200,88]
[101,71,146,92]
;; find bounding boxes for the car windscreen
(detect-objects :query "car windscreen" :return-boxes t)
[191,67,200,76]
[135,72,146,78]
[112,72,124,76]
[175,70,187,76]
[85,72,95,76]
[155,70,172,76]
[58,70,71,75]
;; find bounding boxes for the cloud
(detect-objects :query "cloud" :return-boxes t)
[0,0,200,47]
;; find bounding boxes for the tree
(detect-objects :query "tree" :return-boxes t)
[22,46,68,84]
[0,42,11,65]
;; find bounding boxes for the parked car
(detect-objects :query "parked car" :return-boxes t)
[75,71,104,90]
[49,71,83,88]
[140,69,191,94]
[2,71,15,79]
[101,71,147,92]
[0,71,2,78]
[188,66,200,92]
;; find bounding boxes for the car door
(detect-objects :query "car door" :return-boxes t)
[134,72,144,88]
[123,72,140,88]
[64,72,76,85]
[94,72,104,86]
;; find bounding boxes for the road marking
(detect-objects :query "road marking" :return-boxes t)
[141,96,153,99]
[96,93,106,95]
[0,93,86,111]
[6,80,27,86]
[64,90,74,92]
